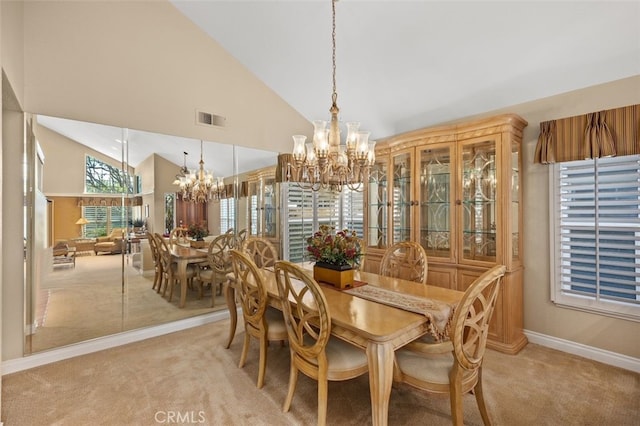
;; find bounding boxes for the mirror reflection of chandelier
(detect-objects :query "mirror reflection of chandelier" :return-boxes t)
[173,140,225,203]
[287,0,376,192]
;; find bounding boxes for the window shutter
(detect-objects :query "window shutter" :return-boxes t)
[555,155,640,311]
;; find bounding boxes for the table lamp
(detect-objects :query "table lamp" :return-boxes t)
[75,217,89,238]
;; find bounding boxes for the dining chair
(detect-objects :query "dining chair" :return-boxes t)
[230,249,287,388]
[236,228,248,246]
[169,226,189,245]
[241,236,279,269]
[393,265,507,426]
[197,233,234,307]
[155,233,197,302]
[380,240,428,284]
[274,260,369,426]
[146,232,162,292]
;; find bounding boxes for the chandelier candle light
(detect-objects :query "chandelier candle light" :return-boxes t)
[288,0,376,191]
[173,140,225,203]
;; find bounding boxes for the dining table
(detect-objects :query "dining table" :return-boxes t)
[169,244,208,308]
[224,264,464,426]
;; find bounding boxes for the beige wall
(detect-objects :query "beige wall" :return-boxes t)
[465,75,640,358]
[22,0,310,153]
[2,0,639,367]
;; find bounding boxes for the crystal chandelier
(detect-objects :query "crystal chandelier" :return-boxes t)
[287,0,376,191]
[173,141,225,203]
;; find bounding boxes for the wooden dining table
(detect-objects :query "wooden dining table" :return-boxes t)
[224,265,464,426]
[169,244,208,308]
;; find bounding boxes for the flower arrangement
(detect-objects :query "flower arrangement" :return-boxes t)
[187,223,209,241]
[306,224,362,268]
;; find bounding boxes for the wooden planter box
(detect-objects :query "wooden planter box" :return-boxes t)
[313,262,354,289]
[190,240,206,249]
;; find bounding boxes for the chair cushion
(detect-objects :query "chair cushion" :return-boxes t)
[395,349,455,386]
[264,307,287,337]
[302,334,368,373]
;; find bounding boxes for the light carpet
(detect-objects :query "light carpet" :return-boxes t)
[3,320,639,425]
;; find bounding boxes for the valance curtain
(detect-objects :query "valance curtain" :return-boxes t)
[534,104,639,164]
[77,196,142,207]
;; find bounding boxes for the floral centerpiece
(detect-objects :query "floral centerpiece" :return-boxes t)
[187,223,209,241]
[306,225,362,288]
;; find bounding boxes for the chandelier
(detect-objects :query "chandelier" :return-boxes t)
[173,141,225,203]
[287,0,376,191]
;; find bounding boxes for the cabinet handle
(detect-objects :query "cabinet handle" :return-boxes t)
[455,200,462,205]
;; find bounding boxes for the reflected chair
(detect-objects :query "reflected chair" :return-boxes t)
[197,233,235,307]
[230,249,287,388]
[155,233,197,302]
[274,261,369,426]
[169,227,189,246]
[147,232,163,292]
[393,265,506,426]
[380,240,428,284]
[241,236,278,269]
[236,228,248,247]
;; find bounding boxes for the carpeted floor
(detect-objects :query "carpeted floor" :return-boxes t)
[3,320,639,425]
[27,254,224,353]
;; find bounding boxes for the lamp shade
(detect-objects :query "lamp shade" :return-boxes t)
[75,217,89,225]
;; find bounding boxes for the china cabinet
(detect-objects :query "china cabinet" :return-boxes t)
[364,114,527,354]
[247,166,280,255]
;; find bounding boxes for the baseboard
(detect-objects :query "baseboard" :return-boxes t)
[524,329,640,373]
[2,309,238,376]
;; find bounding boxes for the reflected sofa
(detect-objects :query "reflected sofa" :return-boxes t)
[94,228,126,255]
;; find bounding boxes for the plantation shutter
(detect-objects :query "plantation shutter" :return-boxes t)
[285,185,314,263]
[555,155,640,306]
[342,189,364,238]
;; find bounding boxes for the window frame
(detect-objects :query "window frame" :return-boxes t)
[549,155,640,322]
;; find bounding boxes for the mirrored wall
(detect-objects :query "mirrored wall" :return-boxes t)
[23,114,278,354]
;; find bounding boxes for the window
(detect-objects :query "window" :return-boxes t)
[83,205,132,238]
[220,198,235,233]
[282,185,365,263]
[550,155,640,320]
[85,155,134,194]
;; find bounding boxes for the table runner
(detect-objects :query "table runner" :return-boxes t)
[265,265,456,341]
[343,285,456,341]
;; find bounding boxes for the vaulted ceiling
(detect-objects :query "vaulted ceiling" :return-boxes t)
[37,1,639,174]
[172,1,639,139]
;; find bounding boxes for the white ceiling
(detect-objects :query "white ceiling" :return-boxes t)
[36,115,278,176]
[172,0,639,138]
[38,1,639,175]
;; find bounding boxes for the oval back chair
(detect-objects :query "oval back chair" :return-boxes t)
[394,265,506,426]
[241,236,279,269]
[380,240,428,284]
[230,249,287,388]
[274,260,368,426]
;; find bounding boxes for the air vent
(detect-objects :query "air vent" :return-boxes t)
[196,109,226,128]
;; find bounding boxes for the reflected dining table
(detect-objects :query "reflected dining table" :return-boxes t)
[169,244,208,308]
[224,266,464,426]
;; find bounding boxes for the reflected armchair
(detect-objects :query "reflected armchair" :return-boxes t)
[94,228,126,255]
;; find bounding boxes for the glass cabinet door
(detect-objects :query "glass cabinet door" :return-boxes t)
[511,140,521,264]
[392,151,412,243]
[263,177,277,238]
[248,181,259,235]
[366,157,388,248]
[418,146,453,259]
[461,139,498,263]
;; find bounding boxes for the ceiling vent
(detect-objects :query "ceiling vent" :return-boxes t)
[196,110,226,128]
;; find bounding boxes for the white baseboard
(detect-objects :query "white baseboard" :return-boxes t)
[2,309,238,376]
[524,329,640,373]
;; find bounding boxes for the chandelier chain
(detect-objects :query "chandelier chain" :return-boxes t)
[331,0,337,104]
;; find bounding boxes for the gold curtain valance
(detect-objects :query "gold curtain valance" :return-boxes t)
[535,104,639,164]
[77,196,142,207]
